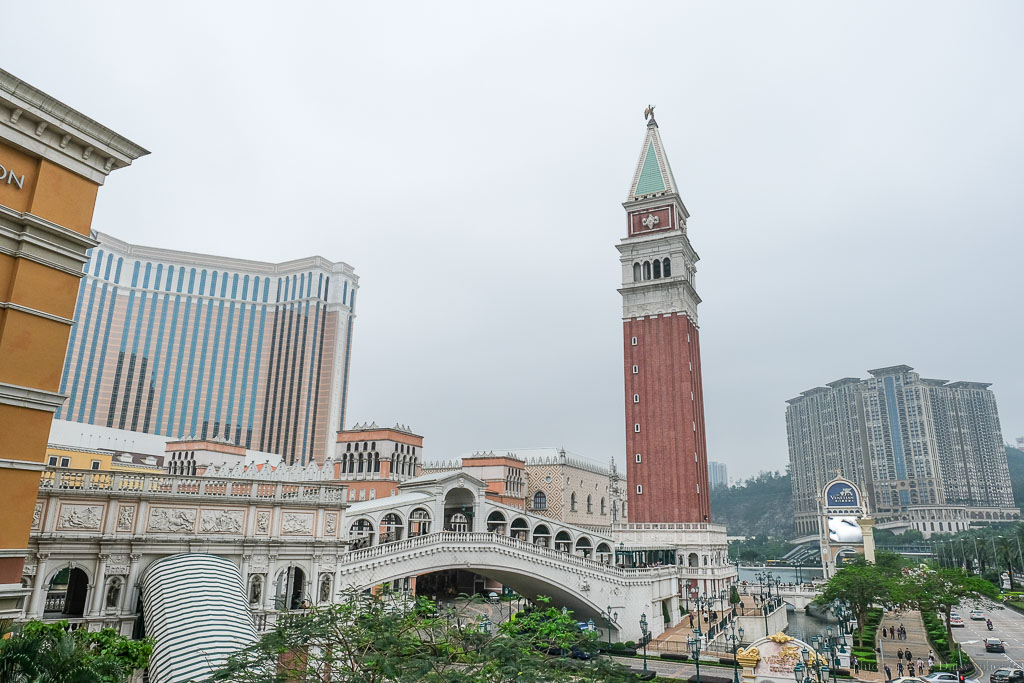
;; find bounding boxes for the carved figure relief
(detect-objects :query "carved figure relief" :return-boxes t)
[281,513,313,535]
[199,509,244,534]
[324,514,337,535]
[57,505,103,530]
[32,503,43,529]
[147,508,196,533]
[117,506,134,531]
[255,511,270,534]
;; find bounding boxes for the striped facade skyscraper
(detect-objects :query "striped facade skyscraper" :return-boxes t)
[56,232,358,464]
[787,365,1018,537]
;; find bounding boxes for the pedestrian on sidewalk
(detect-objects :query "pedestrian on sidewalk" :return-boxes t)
[853,656,860,675]
[890,626,896,639]
[882,627,887,639]
[905,648,913,661]
[909,663,915,677]
[900,624,906,640]
[898,662,905,677]
[897,648,904,662]
[885,665,892,682]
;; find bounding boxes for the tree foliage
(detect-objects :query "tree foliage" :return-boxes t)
[0,620,152,683]
[210,590,639,682]
[710,470,794,540]
[815,558,897,647]
[893,566,999,644]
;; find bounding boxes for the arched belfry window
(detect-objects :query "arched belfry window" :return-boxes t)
[633,263,641,282]
[570,492,577,512]
[653,260,661,279]
[662,258,671,277]
[643,261,651,280]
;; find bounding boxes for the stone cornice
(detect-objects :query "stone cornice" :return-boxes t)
[0,382,67,413]
[93,231,358,281]
[0,69,148,184]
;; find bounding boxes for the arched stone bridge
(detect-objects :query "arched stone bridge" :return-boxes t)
[337,531,678,639]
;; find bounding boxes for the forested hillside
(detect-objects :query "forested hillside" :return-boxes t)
[709,470,794,538]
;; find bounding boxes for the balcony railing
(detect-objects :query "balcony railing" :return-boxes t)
[37,468,347,504]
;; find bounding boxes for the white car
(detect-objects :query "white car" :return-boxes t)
[971,610,986,620]
[950,614,965,627]
[923,673,981,683]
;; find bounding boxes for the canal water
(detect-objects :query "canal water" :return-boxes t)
[736,565,838,642]
[737,565,824,584]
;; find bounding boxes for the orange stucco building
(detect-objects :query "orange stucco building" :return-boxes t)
[0,69,146,620]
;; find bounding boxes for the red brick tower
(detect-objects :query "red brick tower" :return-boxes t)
[618,108,711,523]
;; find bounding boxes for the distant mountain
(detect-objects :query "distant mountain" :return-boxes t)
[709,470,794,538]
[1007,446,1024,508]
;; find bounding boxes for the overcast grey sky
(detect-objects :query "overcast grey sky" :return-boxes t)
[6,2,1023,477]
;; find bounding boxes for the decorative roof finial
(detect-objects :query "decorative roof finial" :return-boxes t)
[644,104,657,126]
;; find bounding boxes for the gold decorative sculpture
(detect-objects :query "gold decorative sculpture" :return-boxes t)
[644,104,656,120]
[736,646,761,667]
[767,632,794,643]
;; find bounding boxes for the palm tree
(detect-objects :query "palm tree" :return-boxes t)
[0,622,130,683]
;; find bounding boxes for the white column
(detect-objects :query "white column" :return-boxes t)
[264,556,278,611]
[307,555,319,605]
[121,554,142,614]
[89,554,109,616]
[28,553,50,618]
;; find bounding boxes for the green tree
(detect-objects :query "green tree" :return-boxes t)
[815,559,894,647]
[210,589,638,682]
[0,620,151,683]
[729,584,741,609]
[895,566,999,644]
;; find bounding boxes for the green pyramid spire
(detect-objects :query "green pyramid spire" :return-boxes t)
[634,142,666,195]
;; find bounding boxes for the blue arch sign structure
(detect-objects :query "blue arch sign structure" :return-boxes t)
[824,482,859,508]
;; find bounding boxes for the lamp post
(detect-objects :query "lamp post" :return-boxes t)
[794,662,806,683]
[602,606,618,649]
[640,612,649,675]
[689,630,703,683]
[727,622,744,683]
[481,614,491,635]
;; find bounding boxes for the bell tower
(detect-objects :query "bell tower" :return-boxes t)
[618,108,710,523]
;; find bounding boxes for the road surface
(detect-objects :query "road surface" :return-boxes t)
[951,602,1024,678]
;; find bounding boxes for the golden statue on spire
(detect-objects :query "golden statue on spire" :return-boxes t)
[644,104,656,121]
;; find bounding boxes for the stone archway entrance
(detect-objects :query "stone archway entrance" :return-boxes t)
[443,486,475,531]
[45,566,89,617]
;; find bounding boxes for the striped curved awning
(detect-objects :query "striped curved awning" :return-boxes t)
[142,553,256,682]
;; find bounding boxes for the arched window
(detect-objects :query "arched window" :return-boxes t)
[643,261,651,280]
[662,258,671,277]
[409,509,431,537]
[449,513,469,533]
[570,492,577,512]
[532,491,547,511]
[586,495,593,514]
[633,263,641,282]
[349,519,374,549]
[380,513,404,544]
[600,497,606,515]
[653,259,661,279]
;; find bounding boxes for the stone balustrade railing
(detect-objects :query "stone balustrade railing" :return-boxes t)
[37,468,347,504]
[341,531,676,580]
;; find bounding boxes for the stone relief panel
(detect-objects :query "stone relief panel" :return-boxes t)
[57,504,103,531]
[255,511,271,535]
[106,554,130,575]
[324,513,337,536]
[32,502,44,530]
[281,512,314,535]
[116,506,135,532]
[199,509,244,534]
[147,508,197,533]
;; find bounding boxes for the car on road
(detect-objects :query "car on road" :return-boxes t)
[986,638,1007,653]
[924,672,981,683]
[949,613,965,627]
[972,610,987,621]
[989,669,1024,683]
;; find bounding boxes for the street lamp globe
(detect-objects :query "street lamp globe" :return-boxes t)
[794,662,804,683]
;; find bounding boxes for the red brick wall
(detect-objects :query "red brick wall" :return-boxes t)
[623,314,711,523]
